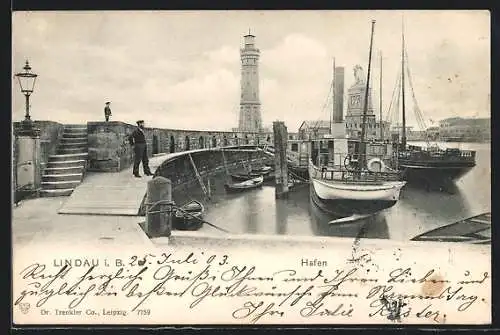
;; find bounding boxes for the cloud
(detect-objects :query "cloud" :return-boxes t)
[12,11,490,131]
[263,33,328,79]
[204,45,239,65]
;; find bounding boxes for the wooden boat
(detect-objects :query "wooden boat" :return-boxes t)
[173,200,204,231]
[251,165,273,174]
[391,22,476,186]
[289,165,309,181]
[232,167,274,182]
[224,176,264,192]
[231,171,269,181]
[309,21,406,217]
[263,172,275,182]
[411,212,491,244]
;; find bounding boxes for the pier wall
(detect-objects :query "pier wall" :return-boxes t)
[87,121,284,172]
[139,148,273,214]
[13,121,65,182]
[87,121,142,172]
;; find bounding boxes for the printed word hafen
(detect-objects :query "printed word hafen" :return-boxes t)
[301,259,328,267]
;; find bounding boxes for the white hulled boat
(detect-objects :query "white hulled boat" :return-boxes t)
[309,20,406,217]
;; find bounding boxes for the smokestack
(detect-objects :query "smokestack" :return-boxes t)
[333,67,345,123]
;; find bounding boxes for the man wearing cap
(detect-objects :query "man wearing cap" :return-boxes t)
[128,120,153,177]
[104,102,112,122]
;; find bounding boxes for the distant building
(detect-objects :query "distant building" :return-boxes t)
[298,120,331,140]
[238,32,262,132]
[426,126,440,140]
[438,117,490,142]
[344,65,387,140]
[390,125,427,141]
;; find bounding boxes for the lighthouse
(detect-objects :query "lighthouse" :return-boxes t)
[238,31,262,132]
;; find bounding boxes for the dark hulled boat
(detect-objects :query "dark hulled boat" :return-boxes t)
[393,21,476,186]
[260,145,310,180]
[411,212,491,244]
[398,145,476,185]
[173,200,204,231]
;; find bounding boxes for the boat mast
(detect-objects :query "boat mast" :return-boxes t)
[401,17,407,149]
[359,20,376,166]
[379,51,383,140]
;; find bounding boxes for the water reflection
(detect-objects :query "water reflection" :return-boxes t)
[308,194,389,239]
[173,143,490,241]
[275,199,288,235]
[245,191,258,233]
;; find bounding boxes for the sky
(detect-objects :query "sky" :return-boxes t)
[12,10,490,131]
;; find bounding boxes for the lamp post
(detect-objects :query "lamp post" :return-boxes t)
[13,60,41,196]
[15,60,38,128]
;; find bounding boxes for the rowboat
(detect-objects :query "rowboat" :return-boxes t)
[411,212,491,244]
[224,176,264,193]
[251,165,273,174]
[173,200,204,231]
[232,169,275,182]
[231,172,266,181]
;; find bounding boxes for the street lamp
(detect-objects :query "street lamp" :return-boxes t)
[15,60,38,124]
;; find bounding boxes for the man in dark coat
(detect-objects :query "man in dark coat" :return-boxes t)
[104,102,112,122]
[128,120,153,177]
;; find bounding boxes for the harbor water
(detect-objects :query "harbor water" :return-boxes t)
[176,142,490,241]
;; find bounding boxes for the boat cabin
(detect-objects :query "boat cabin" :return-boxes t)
[287,136,396,172]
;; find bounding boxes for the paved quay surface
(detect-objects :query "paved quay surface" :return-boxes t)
[12,197,152,251]
[58,154,168,216]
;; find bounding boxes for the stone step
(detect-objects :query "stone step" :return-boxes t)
[60,142,88,147]
[42,180,81,190]
[39,188,74,197]
[57,147,88,154]
[46,159,87,168]
[64,128,87,133]
[60,137,88,143]
[42,173,83,182]
[49,153,88,162]
[44,166,84,174]
[62,132,87,138]
[64,124,87,129]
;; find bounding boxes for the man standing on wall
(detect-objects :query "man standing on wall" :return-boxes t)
[104,102,112,122]
[128,120,153,178]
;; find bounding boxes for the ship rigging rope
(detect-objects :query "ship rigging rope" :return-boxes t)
[385,67,402,124]
[312,78,335,133]
[404,47,431,146]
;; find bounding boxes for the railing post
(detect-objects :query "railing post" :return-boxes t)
[145,177,173,238]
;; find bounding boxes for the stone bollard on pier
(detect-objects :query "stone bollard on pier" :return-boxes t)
[273,121,289,199]
[145,176,173,238]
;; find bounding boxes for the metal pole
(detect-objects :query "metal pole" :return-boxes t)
[25,94,30,121]
[379,51,383,140]
[401,17,407,149]
[360,20,376,169]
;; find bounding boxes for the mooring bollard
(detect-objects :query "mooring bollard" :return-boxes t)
[145,176,173,238]
[273,121,289,199]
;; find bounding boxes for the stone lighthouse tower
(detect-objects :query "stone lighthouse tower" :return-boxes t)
[238,31,262,132]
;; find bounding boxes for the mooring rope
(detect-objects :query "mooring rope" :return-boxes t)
[145,199,231,233]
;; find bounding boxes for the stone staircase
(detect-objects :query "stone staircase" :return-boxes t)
[40,125,88,197]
